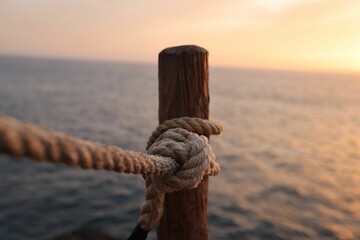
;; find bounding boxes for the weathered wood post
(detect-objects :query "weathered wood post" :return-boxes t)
[158,45,210,240]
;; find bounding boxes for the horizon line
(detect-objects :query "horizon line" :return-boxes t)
[1,52,359,76]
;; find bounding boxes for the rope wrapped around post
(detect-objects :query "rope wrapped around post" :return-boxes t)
[138,118,222,231]
[0,115,223,239]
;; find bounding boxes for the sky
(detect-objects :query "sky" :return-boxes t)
[0,0,360,73]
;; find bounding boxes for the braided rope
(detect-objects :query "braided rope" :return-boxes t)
[147,117,223,149]
[139,128,220,230]
[0,114,223,233]
[0,115,177,177]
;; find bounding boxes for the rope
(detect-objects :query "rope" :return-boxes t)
[0,115,176,176]
[147,117,223,149]
[0,114,223,238]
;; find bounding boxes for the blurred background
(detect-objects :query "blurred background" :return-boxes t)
[0,1,360,239]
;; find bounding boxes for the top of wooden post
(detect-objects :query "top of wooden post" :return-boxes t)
[158,45,209,124]
[160,45,208,55]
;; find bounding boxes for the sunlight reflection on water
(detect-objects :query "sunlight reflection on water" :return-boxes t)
[0,56,360,239]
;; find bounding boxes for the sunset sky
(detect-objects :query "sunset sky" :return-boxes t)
[0,0,359,72]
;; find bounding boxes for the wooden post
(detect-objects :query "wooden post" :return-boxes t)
[158,45,210,240]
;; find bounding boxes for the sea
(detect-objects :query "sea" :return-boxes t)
[0,55,360,240]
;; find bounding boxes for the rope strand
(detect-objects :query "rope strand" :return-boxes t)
[0,114,223,238]
[0,115,176,176]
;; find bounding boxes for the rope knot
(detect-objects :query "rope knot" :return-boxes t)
[147,128,219,192]
[138,117,223,230]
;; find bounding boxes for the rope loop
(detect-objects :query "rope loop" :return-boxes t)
[138,117,222,230]
[147,128,219,192]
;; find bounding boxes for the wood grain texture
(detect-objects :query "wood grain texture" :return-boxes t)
[157,45,210,240]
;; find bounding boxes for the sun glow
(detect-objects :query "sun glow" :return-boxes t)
[0,0,359,73]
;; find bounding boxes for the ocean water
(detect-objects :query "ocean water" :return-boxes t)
[0,56,360,240]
